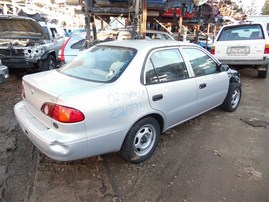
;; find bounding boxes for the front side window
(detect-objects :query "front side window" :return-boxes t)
[145,48,188,84]
[183,48,219,76]
[218,24,264,41]
[59,46,136,82]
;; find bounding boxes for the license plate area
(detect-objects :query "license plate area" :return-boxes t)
[227,46,250,56]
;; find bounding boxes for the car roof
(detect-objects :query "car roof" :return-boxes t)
[95,39,195,51]
[222,21,265,28]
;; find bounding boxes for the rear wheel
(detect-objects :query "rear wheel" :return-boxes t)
[120,117,160,164]
[221,82,241,112]
[0,75,4,84]
[257,66,268,79]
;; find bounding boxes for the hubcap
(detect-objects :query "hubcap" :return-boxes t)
[133,124,156,156]
[231,88,240,108]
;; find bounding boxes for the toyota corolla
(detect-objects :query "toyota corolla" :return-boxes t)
[14,40,241,164]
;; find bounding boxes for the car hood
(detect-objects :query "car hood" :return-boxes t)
[0,16,48,40]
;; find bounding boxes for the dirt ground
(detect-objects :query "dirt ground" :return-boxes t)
[0,68,268,202]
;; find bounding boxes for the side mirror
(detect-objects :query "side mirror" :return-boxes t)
[219,64,229,72]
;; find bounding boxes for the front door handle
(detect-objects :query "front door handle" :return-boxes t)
[152,94,163,101]
[199,83,207,89]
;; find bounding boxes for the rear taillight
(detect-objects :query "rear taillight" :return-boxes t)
[264,44,269,54]
[211,45,215,55]
[41,102,85,123]
[58,36,71,61]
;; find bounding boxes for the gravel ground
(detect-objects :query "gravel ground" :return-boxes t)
[0,68,268,202]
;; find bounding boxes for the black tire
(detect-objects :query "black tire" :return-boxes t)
[257,67,268,79]
[41,55,56,71]
[0,75,4,84]
[221,82,241,112]
[120,117,160,164]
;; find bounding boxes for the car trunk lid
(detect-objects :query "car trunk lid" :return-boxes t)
[22,70,105,128]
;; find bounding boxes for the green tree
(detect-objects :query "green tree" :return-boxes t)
[262,0,269,14]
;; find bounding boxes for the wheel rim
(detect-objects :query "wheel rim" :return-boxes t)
[133,124,156,156]
[231,88,240,108]
[49,59,56,70]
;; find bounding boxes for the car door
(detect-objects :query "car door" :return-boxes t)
[144,47,198,129]
[181,47,229,113]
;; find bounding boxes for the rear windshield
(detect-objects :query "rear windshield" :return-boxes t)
[217,24,264,41]
[59,45,137,82]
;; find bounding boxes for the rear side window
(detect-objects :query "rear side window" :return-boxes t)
[218,24,264,41]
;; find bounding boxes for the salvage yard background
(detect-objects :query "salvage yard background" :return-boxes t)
[0,68,268,202]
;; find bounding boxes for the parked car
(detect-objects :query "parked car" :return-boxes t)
[211,21,269,78]
[58,32,86,65]
[0,15,65,71]
[15,40,241,164]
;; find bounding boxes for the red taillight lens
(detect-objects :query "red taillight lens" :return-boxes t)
[264,44,269,54]
[211,45,215,55]
[58,36,71,61]
[41,103,85,123]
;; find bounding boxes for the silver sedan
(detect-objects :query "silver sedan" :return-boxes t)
[14,40,242,164]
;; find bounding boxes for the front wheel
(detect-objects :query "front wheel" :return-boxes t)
[221,82,242,112]
[120,117,160,164]
[41,55,56,71]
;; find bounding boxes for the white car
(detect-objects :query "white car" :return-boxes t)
[211,22,269,78]
[15,40,241,164]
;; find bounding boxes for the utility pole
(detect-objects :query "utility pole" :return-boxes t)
[84,0,97,48]
[141,0,147,39]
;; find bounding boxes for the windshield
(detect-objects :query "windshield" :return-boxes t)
[59,45,137,82]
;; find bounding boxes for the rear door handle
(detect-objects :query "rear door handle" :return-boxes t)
[199,83,207,89]
[152,94,163,101]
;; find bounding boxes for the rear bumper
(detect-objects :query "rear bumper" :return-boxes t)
[14,101,88,161]
[218,57,269,66]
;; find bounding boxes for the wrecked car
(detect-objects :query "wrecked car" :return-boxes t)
[0,15,65,71]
